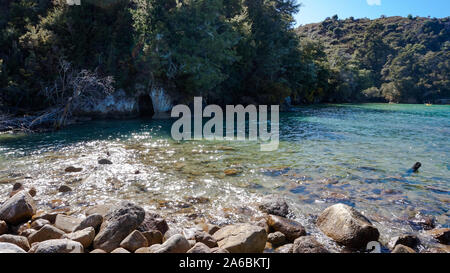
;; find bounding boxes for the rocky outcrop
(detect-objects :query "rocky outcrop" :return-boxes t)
[213,224,267,253]
[316,204,379,249]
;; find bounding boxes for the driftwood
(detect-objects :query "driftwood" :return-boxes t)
[0,60,114,133]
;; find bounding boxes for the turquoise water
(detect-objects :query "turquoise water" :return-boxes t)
[0,104,449,249]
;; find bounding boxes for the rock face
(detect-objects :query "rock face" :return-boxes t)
[0,191,36,225]
[0,242,27,253]
[259,195,290,217]
[63,227,95,248]
[54,214,82,233]
[426,228,450,245]
[0,234,30,251]
[120,230,148,252]
[34,239,84,253]
[316,204,379,249]
[0,220,7,235]
[187,242,211,253]
[392,244,416,253]
[267,215,306,242]
[93,202,145,252]
[137,212,169,235]
[213,224,267,253]
[28,224,65,244]
[291,236,329,253]
[153,234,190,253]
[74,213,103,232]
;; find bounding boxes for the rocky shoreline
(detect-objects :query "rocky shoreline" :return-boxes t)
[0,186,448,253]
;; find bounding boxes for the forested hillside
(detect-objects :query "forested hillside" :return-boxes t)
[296,15,450,103]
[0,0,449,120]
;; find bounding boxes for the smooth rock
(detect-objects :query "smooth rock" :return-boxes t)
[111,247,130,253]
[194,231,218,248]
[0,191,36,225]
[267,215,306,242]
[137,212,169,235]
[316,204,379,249]
[0,234,30,251]
[142,230,163,245]
[34,239,84,253]
[64,166,82,173]
[211,247,230,253]
[0,220,7,235]
[187,242,211,253]
[63,227,95,248]
[58,185,72,193]
[30,218,50,230]
[98,159,113,165]
[90,249,107,253]
[120,230,148,252]
[28,224,65,244]
[135,247,151,253]
[74,213,103,232]
[0,242,27,253]
[93,202,145,252]
[426,228,450,245]
[213,224,267,253]
[54,214,82,233]
[291,236,329,253]
[259,195,290,217]
[392,244,416,253]
[267,231,286,247]
[153,234,190,253]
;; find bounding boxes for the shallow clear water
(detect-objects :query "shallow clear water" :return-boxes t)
[0,104,449,251]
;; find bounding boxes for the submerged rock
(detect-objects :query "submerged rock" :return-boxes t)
[213,224,267,253]
[58,185,72,193]
[64,166,83,173]
[426,228,450,245]
[291,236,329,253]
[316,204,379,249]
[267,215,306,242]
[93,202,145,252]
[0,191,36,225]
[259,195,290,217]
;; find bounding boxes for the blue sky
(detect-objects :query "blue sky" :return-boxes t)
[294,0,450,26]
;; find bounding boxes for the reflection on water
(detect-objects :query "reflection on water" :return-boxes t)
[0,104,449,250]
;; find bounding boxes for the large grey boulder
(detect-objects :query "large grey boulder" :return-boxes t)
[213,224,267,253]
[93,202,145,252]
[0,192,36,225]
[316,204,379,249]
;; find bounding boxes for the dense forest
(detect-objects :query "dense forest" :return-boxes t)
[0,0,449,120]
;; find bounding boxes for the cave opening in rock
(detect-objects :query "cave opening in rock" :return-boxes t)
[138,94,155,117]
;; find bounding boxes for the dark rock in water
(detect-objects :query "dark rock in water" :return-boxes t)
[64,166,83,173]
[267,215,306,242]
[411,162,422,172]
[316,203,379,249]
[409,213,435,231]
[426,228,450,245]
[28,187,37,197]
[392,244,416,253]
[58,185,72,193]
[0,191,36,225]
[137,212,169,235]
[259,195,290,217]
[98,159,113,165]
[393,234,420,249]
[291,236,329,253]
[9,182,24,197]
[93,202,145,252]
